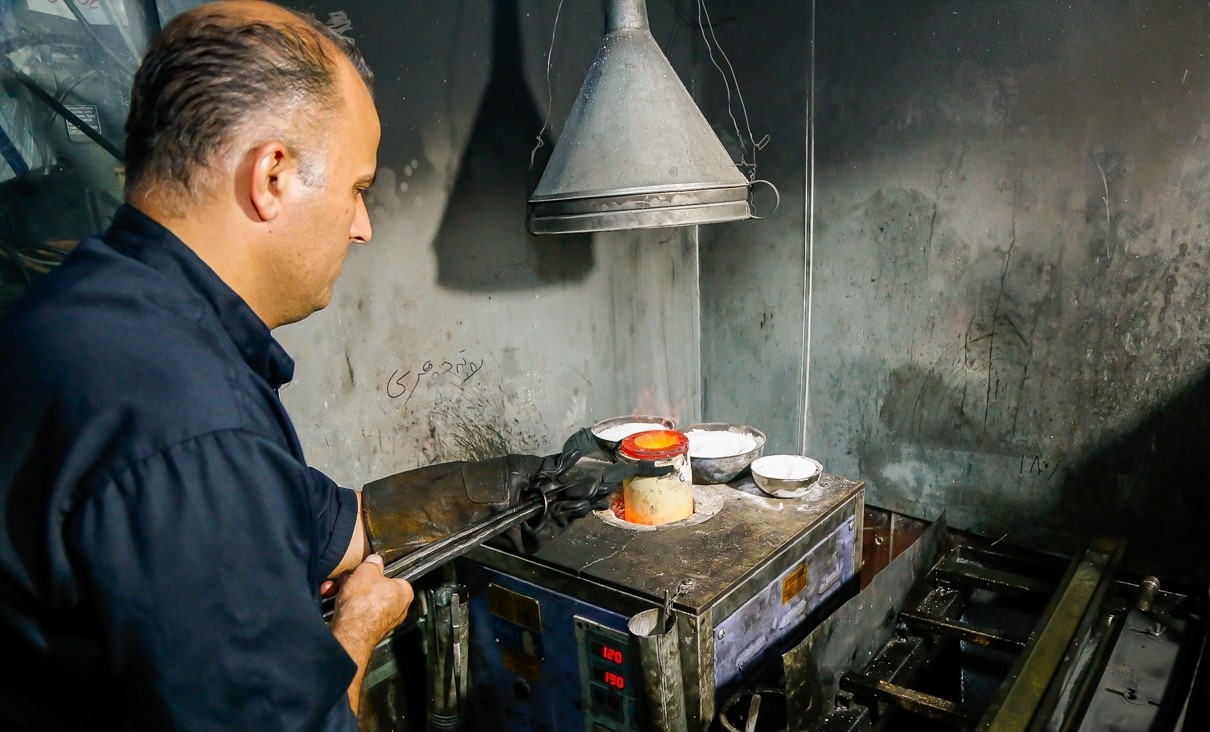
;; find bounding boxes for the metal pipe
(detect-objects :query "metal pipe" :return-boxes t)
[934,558,1055,596]
[382,499,544,580]
[628,607,688,732]
[325,495,548,621]
[899,610,1028,653]
[743,693,761,732]
[607,0,650,32]
[425,583,469,731]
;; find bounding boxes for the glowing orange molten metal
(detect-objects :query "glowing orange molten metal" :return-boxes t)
[632,431,681,451]
[618,430,693,526]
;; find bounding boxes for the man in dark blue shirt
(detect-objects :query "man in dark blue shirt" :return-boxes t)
[0,2,412,729]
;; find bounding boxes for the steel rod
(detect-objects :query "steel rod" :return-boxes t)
[324,493,551,621]
[840,672,977,728]
[934,558,1054,596]
[954,545,1067,578]
[900,609,1028,653]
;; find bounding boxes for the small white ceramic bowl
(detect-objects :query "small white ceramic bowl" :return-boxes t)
[751,454,823,498]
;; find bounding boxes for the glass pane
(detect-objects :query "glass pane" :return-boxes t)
[0,0,157,311]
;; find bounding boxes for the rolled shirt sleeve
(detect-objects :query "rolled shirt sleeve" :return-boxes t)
[66,429,358,731]
[310,468,359,579]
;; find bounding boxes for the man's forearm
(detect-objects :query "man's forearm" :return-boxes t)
[330,491,371,579]
[331,619,376,716]
[328,554,414,718]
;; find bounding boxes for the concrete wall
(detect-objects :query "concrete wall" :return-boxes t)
[698,0,810,456]
[266,1,702,489]
[806,0,1210,581]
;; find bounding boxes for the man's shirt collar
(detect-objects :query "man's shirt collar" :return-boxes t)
[104,204,296,388]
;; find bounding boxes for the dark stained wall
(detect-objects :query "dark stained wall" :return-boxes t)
[803,0,1210,582]
[237,1,703,487]
[697,0,810,455]
[150,0,1210,581]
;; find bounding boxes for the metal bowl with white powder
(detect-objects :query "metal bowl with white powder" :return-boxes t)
[590,415,676,455]
[682,423,766,484]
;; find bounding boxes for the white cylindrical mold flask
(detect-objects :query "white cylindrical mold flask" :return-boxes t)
[618,429,693,526]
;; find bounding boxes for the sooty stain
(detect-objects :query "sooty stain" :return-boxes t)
[343,351,356,391]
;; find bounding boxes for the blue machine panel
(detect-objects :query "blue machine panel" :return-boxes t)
[460,565,641,732]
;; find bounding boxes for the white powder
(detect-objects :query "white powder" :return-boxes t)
[686,430,758,458]
[595,422,666,442]
[753,455,820,480]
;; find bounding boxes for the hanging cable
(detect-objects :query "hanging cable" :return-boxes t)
[694,0,767,181]
[801,0,816,451]
[530,0,567,171]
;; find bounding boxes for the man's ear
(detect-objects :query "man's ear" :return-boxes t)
[247,141,292,222]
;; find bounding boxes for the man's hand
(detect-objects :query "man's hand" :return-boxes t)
[331,554,413,632]
[328,554,413,715]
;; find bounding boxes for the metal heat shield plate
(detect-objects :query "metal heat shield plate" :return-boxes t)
[782,510,950,728]
[713,513,858,690]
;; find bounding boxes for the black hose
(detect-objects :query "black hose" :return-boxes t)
[11,69,123,162]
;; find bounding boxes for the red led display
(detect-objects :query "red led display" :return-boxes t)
[591,664,627,690]
[602,670,625,690]
[590,640,624,665]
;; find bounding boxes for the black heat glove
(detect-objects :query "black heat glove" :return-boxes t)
[494,442,676,554]
[361,428,672,562]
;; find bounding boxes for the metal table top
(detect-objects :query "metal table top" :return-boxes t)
[526,473,864,614]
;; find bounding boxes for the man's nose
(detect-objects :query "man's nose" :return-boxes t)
[351,194,372,244]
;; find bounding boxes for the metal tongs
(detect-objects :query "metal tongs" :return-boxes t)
[323,481,560,620]
[380,495,549,581]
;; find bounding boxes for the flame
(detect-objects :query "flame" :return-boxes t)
[632,388,680,424]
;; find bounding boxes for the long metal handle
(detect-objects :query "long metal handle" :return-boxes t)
[382,499,545,581]
[381,457,610,581]
[323,494,549,622]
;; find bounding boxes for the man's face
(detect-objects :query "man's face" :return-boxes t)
[272,60,380,326]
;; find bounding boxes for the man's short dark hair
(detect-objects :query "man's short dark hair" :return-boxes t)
[124,4,374,209]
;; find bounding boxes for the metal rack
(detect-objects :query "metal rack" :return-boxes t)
[806,530,1204,731]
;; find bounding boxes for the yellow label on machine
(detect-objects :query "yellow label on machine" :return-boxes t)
[782,561,809,604]
[502,648,542,679]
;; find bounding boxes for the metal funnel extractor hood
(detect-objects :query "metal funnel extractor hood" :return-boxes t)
[528,0,751,235]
